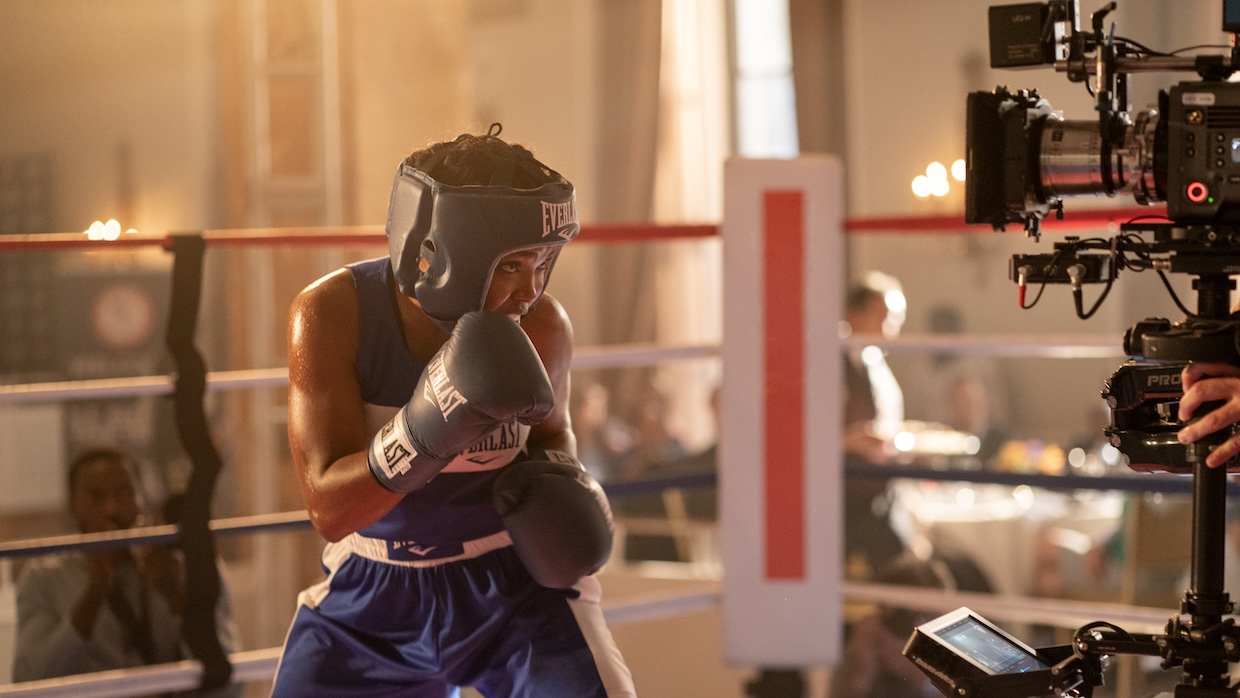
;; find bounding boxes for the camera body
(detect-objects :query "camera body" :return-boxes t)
[967,3,1240,232]
[1164,82,1240,222]
[967,76,1240,231]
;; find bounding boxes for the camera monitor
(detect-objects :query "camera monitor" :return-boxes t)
[905,607,1051,695]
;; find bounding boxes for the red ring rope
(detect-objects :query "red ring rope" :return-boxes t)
[0,205,1169,252]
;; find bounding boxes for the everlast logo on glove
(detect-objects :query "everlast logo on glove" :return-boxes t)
[540,448,582,467]
[374,415,418,478]
[425,355,469,419]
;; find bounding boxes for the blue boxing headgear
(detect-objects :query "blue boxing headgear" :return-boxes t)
[385,161,580,329]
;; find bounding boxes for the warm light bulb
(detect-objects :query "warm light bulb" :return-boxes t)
[930,177,950,197]
[951,158,966,181]
[911,175,932,198]
[84,219,135,240]
[926,161,948,182]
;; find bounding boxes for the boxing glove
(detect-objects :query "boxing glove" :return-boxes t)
[367,311,555,493]
[492,449,614,588]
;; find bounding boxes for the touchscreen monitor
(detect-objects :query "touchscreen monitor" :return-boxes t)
[917,607,1048,676]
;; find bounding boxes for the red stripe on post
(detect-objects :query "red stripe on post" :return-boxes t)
[763,190,806,580]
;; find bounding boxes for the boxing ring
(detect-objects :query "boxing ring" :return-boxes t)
[0,199,1193,697]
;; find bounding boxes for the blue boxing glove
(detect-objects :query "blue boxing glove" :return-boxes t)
[367,311,555,493]
[493,449,615,588]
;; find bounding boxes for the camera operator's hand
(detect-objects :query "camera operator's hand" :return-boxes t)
[1177,361,1240,468]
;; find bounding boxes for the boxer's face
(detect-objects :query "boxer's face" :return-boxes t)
[69,457,140,534]
[484,247,555,320]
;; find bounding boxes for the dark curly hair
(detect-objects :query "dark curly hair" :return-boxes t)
[405,123,561,189]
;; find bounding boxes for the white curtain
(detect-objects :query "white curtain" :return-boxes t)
[651,0,730,451]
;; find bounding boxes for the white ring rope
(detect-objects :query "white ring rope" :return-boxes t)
[841,582,1173,635]
[572,342,719,369]
[0,368,288,405]
[844,332,1125,358]
[0,648,281,698]
[0,333,1125,406]
[0,344,720,406]
[0,511,312,559]
[0,582,1179,697]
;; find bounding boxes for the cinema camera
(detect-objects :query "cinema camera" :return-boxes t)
[905,2,1240,697]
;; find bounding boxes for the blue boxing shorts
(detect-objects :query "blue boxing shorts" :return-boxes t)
[270,532,635,697]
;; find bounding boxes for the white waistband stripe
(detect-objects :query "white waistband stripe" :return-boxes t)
[340,530,513,567]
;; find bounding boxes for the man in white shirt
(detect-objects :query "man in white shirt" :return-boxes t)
[13,447,239,696]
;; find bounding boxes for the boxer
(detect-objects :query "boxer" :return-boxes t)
[272,125,635,697]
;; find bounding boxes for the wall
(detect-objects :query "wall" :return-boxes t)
[0,0,213,234]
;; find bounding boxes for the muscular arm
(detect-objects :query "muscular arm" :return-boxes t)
[288,270,403,541]
[521,294,576,454]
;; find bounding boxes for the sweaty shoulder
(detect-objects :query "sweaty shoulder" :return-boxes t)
[520,293,573,382]
[293,268,356,319]
[523,293,572,345]
[289,268,359,360]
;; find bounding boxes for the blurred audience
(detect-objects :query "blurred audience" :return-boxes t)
[611,386,719,562]
[944,375,1011,464]
[12,447,240,696]
[842,274,909,581]
[897,304,1014,469]
[572,381,635,481]
[614,380,687,481]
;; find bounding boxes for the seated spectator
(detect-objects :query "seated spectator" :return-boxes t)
[571,381,635,482]
[614,380,687,480]
[944,375,1011,464]
[613,387,720,562]
[12,447,240,696]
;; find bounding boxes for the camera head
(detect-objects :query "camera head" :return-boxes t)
[967,1,1240,236]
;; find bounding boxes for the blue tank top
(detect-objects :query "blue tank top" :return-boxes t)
[347,257,526,545]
